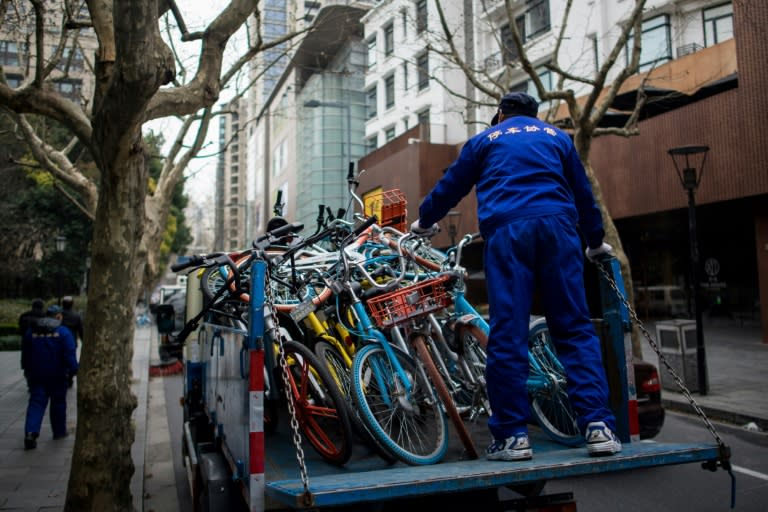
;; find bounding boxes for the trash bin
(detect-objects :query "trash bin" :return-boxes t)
[155,304,176,335]
[655,319,699,392]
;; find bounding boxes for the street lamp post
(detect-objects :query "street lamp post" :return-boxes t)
[668,144,710,395]
[55,234,67,305]
[304,99,352,216]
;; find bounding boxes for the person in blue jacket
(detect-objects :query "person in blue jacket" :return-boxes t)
[412,92,621,461]
[21,305,79,450]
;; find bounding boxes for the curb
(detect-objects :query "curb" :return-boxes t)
[662,398,768,433]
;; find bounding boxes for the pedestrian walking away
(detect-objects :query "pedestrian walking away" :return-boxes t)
[61,295,84,347]
[21,304,79,450]
[18,298,46,338]
[411,92,621,461]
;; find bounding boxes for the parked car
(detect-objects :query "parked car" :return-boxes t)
[634,358,665,439]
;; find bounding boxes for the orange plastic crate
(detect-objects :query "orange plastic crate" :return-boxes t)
[367,275,453,329]
[366,189,407,232]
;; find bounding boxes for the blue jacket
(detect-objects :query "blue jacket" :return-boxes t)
[419,115,604,248]
[21,317,79,379]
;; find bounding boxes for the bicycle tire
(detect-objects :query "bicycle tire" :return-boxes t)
[198,250,252,301]
[411,333,478,459]
[281,340,354,465]
[451,321,491,419]
[351,343,449,466]
[314,340,397,463]
[527,320,583,446]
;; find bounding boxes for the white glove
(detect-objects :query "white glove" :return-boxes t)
[585,242,613,262]
[410,219,439,237]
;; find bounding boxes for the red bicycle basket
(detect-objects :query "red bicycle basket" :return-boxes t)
[367,275,452,329]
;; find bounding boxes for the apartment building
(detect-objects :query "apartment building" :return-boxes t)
[362,0,471,149]
[358,1,767,340]
[1,2,98,110]
[214,97,250,251]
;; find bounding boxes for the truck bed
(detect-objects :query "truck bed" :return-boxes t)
[263,414,719,509]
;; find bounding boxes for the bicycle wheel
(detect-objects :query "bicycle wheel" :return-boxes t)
[351,343,449,466]
[200,258,251,303]
[313,340,366,436]
[527,320,583,447]
[281,340,354,465]
[314,340,397,463]
[451,321,491,419]
[411,333,478,459]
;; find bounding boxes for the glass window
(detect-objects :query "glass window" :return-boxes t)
[509,64,551,106]
[0,40,20,66]
[367,37,377,69]
[366,136,378,153]
[385,126,395,141]
[5,73,22,88]
[403,61,409,91]
[385,74,395,109]
[366,86,378,119]
[272,139,286,176]
[627,14,672,72]
[53,78,83,101]
[416,0,428,33]
[525,0,550,38]
[384,22,394,56]
[417,52,429,90]
[703,2,734,46]
[417,109,430,140]
[501,16,526,65]
[56,47,85,72]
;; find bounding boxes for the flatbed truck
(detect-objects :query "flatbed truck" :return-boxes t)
[178,256,730,511]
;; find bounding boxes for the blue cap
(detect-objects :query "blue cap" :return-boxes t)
[490,92,539,125]
[46,305,62,315]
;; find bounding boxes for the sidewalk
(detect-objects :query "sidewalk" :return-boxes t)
[0,324,174,511]
[638,318,768,431]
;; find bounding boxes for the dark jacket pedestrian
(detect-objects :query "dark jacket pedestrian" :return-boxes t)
[413,92,620,461]
[18,298,45,338]
[60,296,84,345]
[22,305,79,450]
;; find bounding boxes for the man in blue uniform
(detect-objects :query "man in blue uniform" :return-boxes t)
[412,92,620,460]
[21,305,79,450]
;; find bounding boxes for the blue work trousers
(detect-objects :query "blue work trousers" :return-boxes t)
[24,376,69,438]
[484,214,616,440]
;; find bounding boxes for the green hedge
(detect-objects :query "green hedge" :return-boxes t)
[0,323,19,336]
[0,335,21,351]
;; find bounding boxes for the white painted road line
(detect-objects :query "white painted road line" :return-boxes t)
[732,465,768,482]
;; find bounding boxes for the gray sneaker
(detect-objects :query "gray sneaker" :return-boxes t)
[585,422,622,456]
[486,434,533,461]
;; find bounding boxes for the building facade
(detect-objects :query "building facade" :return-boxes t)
[214,98,250,251]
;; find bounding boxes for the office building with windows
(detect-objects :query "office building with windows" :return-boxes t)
[1,3,98,108]
[357,1,767,340]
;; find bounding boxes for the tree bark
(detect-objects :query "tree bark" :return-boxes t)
[66,137,147,511]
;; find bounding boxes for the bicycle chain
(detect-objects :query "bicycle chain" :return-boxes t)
[594,261,728,452]
[265,275,313,505]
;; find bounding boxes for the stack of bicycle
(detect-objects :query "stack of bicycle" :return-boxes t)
[171,194,581,468]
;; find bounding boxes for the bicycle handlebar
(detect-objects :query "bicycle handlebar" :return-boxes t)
[353,214,378,237]
[171,254,205,272]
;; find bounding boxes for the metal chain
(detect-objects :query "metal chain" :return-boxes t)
[265,275,313,503]
[594,262,728,449]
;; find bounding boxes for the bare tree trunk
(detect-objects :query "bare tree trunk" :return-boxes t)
[66,138,148,510]
[579,146,641,358]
